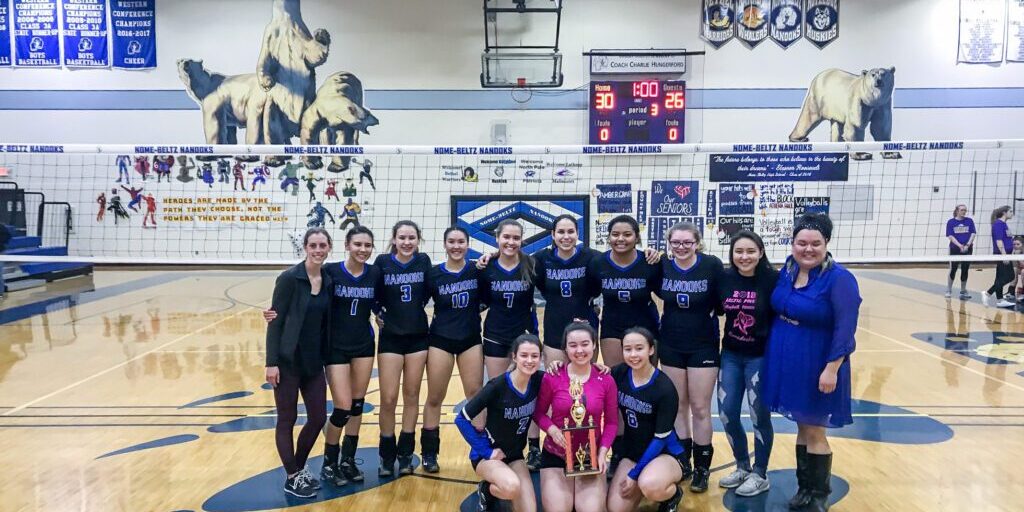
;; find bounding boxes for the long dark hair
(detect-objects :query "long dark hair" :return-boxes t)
[562,320,598,348]
[388,220,421,254]
[729,230,773,275]
[495,219,534,283]
[303,227,333,247]
[550,214,580,250]
[345,225,374,244]
[992,205,1012,224]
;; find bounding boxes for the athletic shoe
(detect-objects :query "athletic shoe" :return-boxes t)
[397,454,414,475]
[718,469,750,489]
[422,454,440,473]
[299,467,321,491]
[476,481,493,512]
[690,467,710,493]
[1007,294,1016,302]
[378,457,395,478]
[944,290,952,298]
[320,462,348,487]
[982,291,992,306]
[526,445,541,472]
[959,291,972,300]
[997,299,1015,308]
[339,456,364,482]
[735,473,770,497]
[657,486,683,512]
[284,471,317,499]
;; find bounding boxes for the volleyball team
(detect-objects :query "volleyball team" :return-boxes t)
[265,212,860,512]
[947,204,1024,308]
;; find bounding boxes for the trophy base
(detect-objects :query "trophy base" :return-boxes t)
[563,468,602,477]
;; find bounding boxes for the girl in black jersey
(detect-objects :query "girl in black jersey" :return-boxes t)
[421,226,485,474]
[263,227,378,487]
[715,230,778,497]
[480,219,538,378]
[607,327,685,512]
[456,334,543,512]
[375,220,432,477]
[658,222,724,493]
[587,215,661,368]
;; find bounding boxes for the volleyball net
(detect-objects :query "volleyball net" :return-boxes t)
[1,139,1023,266]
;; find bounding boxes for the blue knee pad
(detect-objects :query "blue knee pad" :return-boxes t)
[350,398,365,417]
[330,408,351,428]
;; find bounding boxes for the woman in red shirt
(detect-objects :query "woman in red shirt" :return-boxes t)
[534,321,618,512]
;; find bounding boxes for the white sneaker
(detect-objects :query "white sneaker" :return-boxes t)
[735,473,770,497]
[718,468,750,489]
[982,291,992,307]
[944,290,952,298]
[997,299,1015,308]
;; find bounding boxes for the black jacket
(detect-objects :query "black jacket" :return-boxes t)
[265,262,333,367]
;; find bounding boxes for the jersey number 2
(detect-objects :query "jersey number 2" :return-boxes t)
[516,417,530,435]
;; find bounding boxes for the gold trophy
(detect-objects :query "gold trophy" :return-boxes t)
[561,376,600,476]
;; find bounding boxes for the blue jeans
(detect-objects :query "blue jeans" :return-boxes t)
[717,349,774,476]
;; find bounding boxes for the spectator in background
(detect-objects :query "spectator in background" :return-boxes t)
[944,204,976,300]
[983,206,1015,308]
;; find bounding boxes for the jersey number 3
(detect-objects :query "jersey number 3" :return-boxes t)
[400,284,412,302]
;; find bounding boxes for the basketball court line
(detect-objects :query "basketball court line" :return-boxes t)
[1,301,267,417]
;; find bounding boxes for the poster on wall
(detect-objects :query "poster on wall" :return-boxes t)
[596,184,632,214]
[648,181,700,251]
[757,183,795,213]
[757,215,794,247]
[794,196,831,218]
[12,0,60,67]
[718,183,756,215]
[958,0,1006,64]
[61,0,109,68]
[0,2,10,66]
[709,153,849,182]
[1007,0,1024,62]
[700,0,735,49]
[770,0,803,49]
[706,190,717,227]
[648,216,704,252]
[737,1,769,47]
[111,0,156,69]
[716,217,754,244]
[804,0,839,49]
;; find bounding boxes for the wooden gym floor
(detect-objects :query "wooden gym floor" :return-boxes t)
[1,266,1023,512]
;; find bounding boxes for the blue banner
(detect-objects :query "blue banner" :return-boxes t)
[718,183,756,215]
[650,180,700,217]
[705,189,717,226]
[794,196,831,218]
[13,0,60,67]
[596,184,632,213]
[110,0,155,69]
[0,3,11,66]
[62,0,108,67]
[648,216,704,252]
[709,152,849,182]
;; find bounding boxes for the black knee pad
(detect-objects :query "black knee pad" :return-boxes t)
[330,408,351,428]
[350,398,365,417]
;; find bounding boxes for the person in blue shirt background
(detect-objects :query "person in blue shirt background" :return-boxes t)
[983,205,1014,308]
[944,204,976,300]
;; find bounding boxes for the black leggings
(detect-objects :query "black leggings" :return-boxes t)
[274,369,327,474]
[949,247,972,282]
[987,262,1015,299]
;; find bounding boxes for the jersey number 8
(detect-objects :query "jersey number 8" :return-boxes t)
[560,280,572,298]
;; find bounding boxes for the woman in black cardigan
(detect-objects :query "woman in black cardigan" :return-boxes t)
[266,227,333,498]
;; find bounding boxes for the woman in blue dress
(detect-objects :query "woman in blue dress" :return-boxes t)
[762,214,861,512]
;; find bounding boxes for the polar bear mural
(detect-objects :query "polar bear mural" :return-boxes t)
[789,67,895,144]
[300,72,380,172]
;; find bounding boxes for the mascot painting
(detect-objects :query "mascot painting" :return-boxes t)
[178,59,285,144]
[301,72,379,172]
[789,67,895,157]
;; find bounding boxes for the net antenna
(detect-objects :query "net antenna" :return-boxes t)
[481,0,564,88]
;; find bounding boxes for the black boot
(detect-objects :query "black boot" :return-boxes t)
[689,443,713,493]
[421,427,440,473]
[678,436,694,480]
[788,445,812,510]
[378,435,397,478]
[805,453,833,512]
[340,434,364,482]
[397,431,416,475]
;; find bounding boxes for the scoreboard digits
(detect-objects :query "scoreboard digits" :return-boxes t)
[589,80,686,145]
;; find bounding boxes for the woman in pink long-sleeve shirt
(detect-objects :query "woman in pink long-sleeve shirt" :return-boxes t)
[534,321,618,512]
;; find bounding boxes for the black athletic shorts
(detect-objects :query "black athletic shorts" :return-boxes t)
[326,342,375,365]
[659,345,720,369]
[540,448,570,470]
[378,332,429,355]
[483,336,513,358]
[429,333,481,356]
[470,450,525,471]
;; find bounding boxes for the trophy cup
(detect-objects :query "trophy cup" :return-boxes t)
[561,376,600,476]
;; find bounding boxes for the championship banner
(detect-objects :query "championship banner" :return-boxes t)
[1006,0,1024,62]
[770,0,803,49]
[61,0,109,68]
[12,0,60,67]
[736,1,769,48]
[958,0,1005,63]
[700,0,735,49]
[111,0,156,69]
[0,2,11,66]
[804,0,839,49]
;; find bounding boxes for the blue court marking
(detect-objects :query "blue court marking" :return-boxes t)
[201,449,419,512]
[206,400,375,434]
[2,87,1024,111]
[96,434,199,459]
[181,392,254,409]
[910,331,1024,366]
[722,470,850,511]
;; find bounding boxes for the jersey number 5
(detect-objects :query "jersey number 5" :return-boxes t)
[617,290,631,302]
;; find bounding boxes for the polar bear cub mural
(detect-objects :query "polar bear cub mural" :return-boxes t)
[789,67,895,143]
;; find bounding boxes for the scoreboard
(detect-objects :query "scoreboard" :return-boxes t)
[588,80,686,145]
